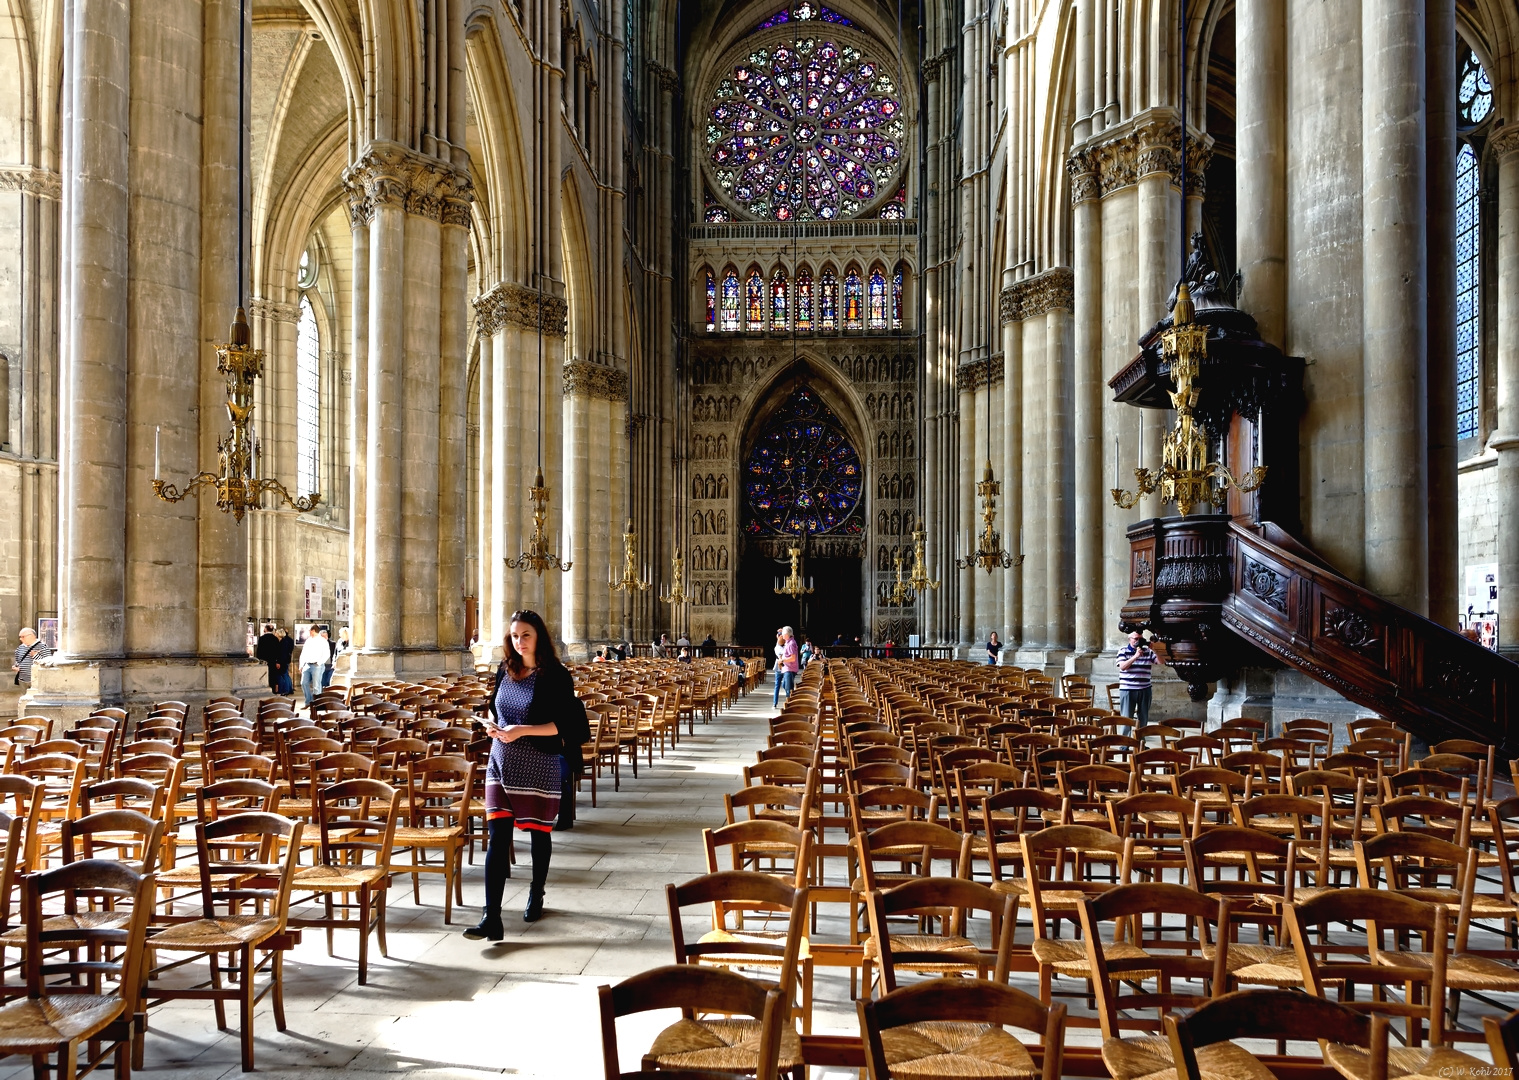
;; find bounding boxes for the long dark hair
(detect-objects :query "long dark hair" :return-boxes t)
[505,609,563,679]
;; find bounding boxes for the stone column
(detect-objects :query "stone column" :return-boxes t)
[473,315,493,657]
[958,376,976,646]
[437,196,470,655]
[1361,0,1428,613]
[1136,127,1177,520]
[60,0,131,661]
[999,282,1022,646]
[1492,126,1519,659]
[1020,318,1047,647]
[562,375,591,651]
[1236,0,1286,349]
[196,0,248,661]
[400,203,441,653]
[1425,0,1458,627]
[346,196,370,652]
[1070,162,1104,654]
[1045,299,1073,652]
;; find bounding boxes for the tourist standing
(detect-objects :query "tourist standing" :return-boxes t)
[274,628,295,695]
[255,623,281,691]
[771,630,787,707]
[1115,630,1156,733]
[986,631,1002,666]
[465,609,579,938]
[11,627,49,688]
[297,626,331,707]
[777,626,800,701]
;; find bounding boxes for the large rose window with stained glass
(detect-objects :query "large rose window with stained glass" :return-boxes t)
[705,29,905,221]
[745,386,864,535]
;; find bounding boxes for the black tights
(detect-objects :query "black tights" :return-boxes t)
[483,818,552,914]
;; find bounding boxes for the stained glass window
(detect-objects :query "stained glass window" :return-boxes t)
[705,35,905,221]
[755,2,851,30]
[703,187,731,223]
[866,268,887,329]
[771,268,789,329]
[296,295,320,499]
[747,270,766,329]
[819,268,838,329]
[843,268,863,329]
[705,271,717,332]
[1459,46,1493,128]
[877,183,907,219]
[796,268,814,330]
[892,264,904,329]
[1457,141,1480,440]
[745,385,863,535]
[720,270,741,331]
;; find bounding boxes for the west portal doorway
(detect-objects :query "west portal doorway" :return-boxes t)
[736,549,862,647]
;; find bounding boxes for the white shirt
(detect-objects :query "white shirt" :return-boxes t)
[299,634,331,668]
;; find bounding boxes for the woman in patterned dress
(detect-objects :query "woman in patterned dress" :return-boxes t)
[464,609,576,939]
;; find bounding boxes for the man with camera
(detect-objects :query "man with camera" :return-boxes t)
[1115,629,1156,734]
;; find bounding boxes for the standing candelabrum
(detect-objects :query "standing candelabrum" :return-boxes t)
[1112,282,1267,515]
[152,308,320,521]
[954,460,1025,573]
[505,467,572,575]
[609,519,652,593]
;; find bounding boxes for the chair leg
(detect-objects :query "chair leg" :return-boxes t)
[325,894,335,956]
[358,889,371,986]
[59,1043,79,1080]
[271,948,288,1033]
[377,891,390,958]
[209,952,229,1030]
[239,945,256,1072]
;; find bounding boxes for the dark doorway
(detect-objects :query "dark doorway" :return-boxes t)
[736,548,862,648]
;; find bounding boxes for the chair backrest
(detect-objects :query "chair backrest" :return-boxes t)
[866,877,1016,992]
[856,819,969,890]
[597,965,782,1080]
[404,754,475,826]
[1020,825,1132,934]
[1164,989,1386,1080]
[194,812,304,923]
[665,870,806,1000]
[20,858,155,1019]
[315,778,400,869]
[702,819,810,888]
[61,808,164,872]
[859,979,1066,1080]
[1485,1009,1519,1075]
[723,783,811,827]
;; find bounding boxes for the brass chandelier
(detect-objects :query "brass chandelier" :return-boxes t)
[907,523,939,596]
[609,518,651,593]
[774,530,815,601]
[153,0,317,521]
[506,467,572,576]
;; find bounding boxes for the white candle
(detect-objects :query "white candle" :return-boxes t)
[1113,437,1119,488]
[1138,420,1143,468]
[1258,407,1265,467]
[154,426,161,480]
[1018,528,1023,554]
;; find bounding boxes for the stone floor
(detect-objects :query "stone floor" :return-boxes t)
[30,677,1506,1080]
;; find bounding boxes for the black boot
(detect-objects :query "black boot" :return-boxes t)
[524,830,551,922]
[463,909,504,941]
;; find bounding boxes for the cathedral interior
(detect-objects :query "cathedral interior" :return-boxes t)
[0,0,1515,732]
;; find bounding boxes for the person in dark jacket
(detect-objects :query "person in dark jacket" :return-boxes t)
[464,609,579,939]
[254,623,280,692]
[274,627,295,696]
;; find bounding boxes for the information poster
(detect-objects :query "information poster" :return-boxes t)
[35,618,58,651]
[335,580,351,623]
[1463,563,1500,651]
[304,577,323,620]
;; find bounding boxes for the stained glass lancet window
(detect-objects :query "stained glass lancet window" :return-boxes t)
[705,271,717,332]
[866,268,887,329]
[705,35,905,221]
[843,268,863,329]
[819,268,838,329]
[745,385,863,535]
[796,268,814,330]
[771,268,789,329]
[755,2,851,30]
[296,295,321,499]
[1456,143,1482,440]
[747,270,766,329]
[1456,43,1491,441]
[720,270,741,330]
[892,264,904,329]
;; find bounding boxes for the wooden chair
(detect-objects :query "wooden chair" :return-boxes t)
[666,870,812,1040]
[1485,1008,1519,1074]
[863,877,1014,997]
[1081,882,1230,1080]
[289,778,400,985]
[389,755,473,924]
[1185,826,1302,988]
[1163,988,1388,1080]
[0,859,154,1080]
[858,978,1065,1080]
[1019,825,1134,1007]
[597,965,786,1080]
[144,812,303,1071]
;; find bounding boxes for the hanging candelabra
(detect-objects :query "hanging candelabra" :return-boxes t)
[153,0,317,521]
[609,518,651,593]
[887,553,913,606]
[908,523,939,596]
[955,459,1025,573]
[505,467,572,575]
[774,540,815,600]
[658,549,690,607]
[1111,283,1267,515]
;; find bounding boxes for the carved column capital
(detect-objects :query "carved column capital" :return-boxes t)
[1066,155,1101,203]
[472,281,568,337]
[922,47,955,82]
[1070,111,1212,201]
[1492,122,1519,160]
[955,355,1004,392]
[646,61,679,94]
[563,359,630,401]
[1000,267,1074,323]
[248,296,302,324]
[0,165,62,200]
[342,140,473,222]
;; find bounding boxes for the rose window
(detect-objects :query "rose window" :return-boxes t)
[705,33,905,221]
